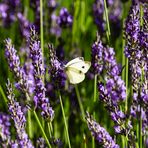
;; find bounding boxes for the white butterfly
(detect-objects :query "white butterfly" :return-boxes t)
[65,57,91,84]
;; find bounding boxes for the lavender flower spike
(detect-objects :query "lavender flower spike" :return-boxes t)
[6,80,34,148]
[48,44,66,89]
[125,3,148,135]
[86,112,119,148]
[57,8,73,28]
[0,113,11,146]
[5,38,29,93]
[93,0,105,34]
[29,27,54,121]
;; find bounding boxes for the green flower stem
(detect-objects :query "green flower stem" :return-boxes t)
[0,85,8,105]
[121,136,125,148]
[40,0,45,83]
[47,123,52,138]
[28,110,32,138]
[139,68,144,148]
[124,58,128,147]
[139,108,143,148]
[33,111,51,148]
[83,134,87,148]
[92,112,95,148]
[58,90,71,148]
[92,74,97,148]
[26,93,33,139]
[40,0,44,54]
[140,4,143,26]
[121,21,126,81]
[74,85,85,121]
[24,0,29,18]
[136,123,139,148]
[103,0,111,44]
[47,122,53,138]
[125,58,128,112]
[93,75,97,102]
[121,3,128,147]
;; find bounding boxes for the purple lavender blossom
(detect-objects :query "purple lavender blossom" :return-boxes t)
[86,112,119,148]
[19,45,35,95]
[125,3,148,135]
[23,62,35,95]
[93,0,121,37]
[0,0,21,27]
[132,0,147,4]
[5,39,29,93]
[92,35,137,145]
[56,38,65,61]
[6,80,34,148]
[0,113,11,146]
[93,0,105,34]
[6,0,20,8]
[91,34,104,75]
[48,0,57,10]
[29,27,54,121]
[138,0,147,3]
[57,8,73,28]
[124,4,141,90]
[0,4,8,19]
[109,0,122,38]
[17,12,31,39]
[51,137,63,147]
[30,0,40,32]
[50,13,62,37]
[109,0,121,22]
[92,35,126,105]
[48,44,66,89]
[36,137,47,148]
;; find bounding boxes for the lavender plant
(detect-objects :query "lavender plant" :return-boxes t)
[0,113,11,147]
[86,112,119,148]
[29,27,54,121]
[6,80,34,148]
[124,3,148,145]
[0,0,147,147]
[93,0,121,38]
[5,39,29,94]
[48,43,66,89]
[57,8,73,28]
[91,34,138,146]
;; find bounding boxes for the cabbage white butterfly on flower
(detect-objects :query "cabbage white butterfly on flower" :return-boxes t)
[65,57,91,84]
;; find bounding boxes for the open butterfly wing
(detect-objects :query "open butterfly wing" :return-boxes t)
[65,57,84,67]
[65,57,91,73]
[67,61,91,73]
[66,67,85,84]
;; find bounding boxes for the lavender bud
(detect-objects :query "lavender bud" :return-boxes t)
[93,0,105,34]
[48,44,66,89]
[29,27,54,121]
[48,0,57,10]
[86,112,119,148]
[5,39,29,93]
[0,113,11,145]
[36,137,47,148]
[57,8,73,28]
[17,12,31,39]
[50,13,62,37]
[6,80,34,148]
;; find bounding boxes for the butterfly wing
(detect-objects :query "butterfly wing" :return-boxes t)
[65,57,84,67]
[65,57,91,73]
[67,61,91,73]
[66,67,85,84]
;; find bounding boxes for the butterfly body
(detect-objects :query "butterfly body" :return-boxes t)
[65,57,91,84]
